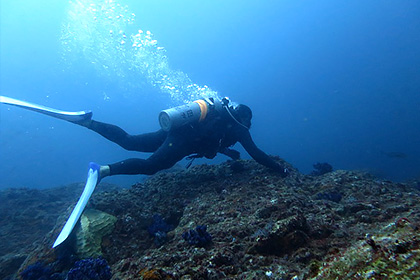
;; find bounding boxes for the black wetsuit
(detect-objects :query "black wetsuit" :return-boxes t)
[86,108,283,176]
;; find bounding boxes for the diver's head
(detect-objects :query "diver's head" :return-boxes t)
[233,104,252,129]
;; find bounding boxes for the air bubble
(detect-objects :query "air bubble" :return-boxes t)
[62,0,219,103]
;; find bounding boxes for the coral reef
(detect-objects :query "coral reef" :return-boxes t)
[316,190,342,202]
[75,209,117,258]
[20,262,59,280]
[182,225,212,247]
[147,214,174,247]
[67,258,112,280]
[19,258,112,280]
[309,218,419,279]
[1,158,419,279]
[0,254,27,279]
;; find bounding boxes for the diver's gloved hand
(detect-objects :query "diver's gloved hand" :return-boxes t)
[221,148,241,160]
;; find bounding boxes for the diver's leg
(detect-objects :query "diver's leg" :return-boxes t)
[83,120,167,152]
[106,134,192,176]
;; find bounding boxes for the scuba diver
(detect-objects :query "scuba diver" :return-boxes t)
[77,97,288,179]
[0,96,288,179]
[0,95,288,248]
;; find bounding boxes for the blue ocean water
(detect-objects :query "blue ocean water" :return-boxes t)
[1,0,419,188]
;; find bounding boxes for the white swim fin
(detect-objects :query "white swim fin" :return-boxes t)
[0,95,92,123]
[52,162,101,248]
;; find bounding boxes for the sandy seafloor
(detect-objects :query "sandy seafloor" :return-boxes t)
[0,158,419,279]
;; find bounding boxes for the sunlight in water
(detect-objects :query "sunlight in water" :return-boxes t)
[61,0,219,104]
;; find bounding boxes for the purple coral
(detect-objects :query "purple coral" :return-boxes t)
[67,258,111,280]
[20,262,55,280]
[182,225,212,247]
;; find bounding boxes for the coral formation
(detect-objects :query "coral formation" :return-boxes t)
[309,218,420,279]
[147,214,174,247]
[138,268,173,280]
[20,262,56,280]
[75,209,117,258]
[316,190,342,202]
[67,257,112,280]
[182,225,212,247]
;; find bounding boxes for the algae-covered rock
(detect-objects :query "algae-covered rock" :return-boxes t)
[75,208,117,258]
[0,253,27,280]
[249,214,310,256]
[310,219,420,279]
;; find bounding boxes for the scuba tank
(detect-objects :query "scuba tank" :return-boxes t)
[159,98,222,131]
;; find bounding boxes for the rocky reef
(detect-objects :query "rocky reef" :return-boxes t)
[0,158,419,279]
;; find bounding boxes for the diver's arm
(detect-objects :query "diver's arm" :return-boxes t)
[219,147,241,160]
[237,127,287,176]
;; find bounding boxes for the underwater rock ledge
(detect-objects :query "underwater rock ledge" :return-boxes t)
[1,158,419,279]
